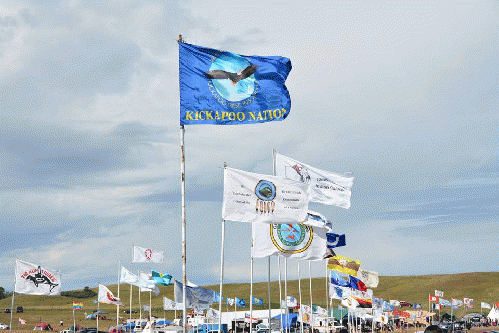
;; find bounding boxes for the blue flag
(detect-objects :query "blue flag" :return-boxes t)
[252,297,263,305]
[179,42,292,125]
[330,271,350,287]
[235,297,246,307]
[383,301,394,312]
[326,233,346,248]
[414,303,423,309]
[214,292,226,303]
[151,270,172,286]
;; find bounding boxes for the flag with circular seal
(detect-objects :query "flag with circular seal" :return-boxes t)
[251,212,328,260]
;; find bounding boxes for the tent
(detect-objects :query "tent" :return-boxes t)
[488,308,499,321]
[272,313,298,329]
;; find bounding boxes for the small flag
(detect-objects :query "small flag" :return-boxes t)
[245,313,258,323]
[414,303,422,309]
[348,276,367,292]
[327,255,361,276]
[98,284,123,306]
[275,153,354,209]
[356,269,379,288]
[495,302,499,309]
[142,305,151,312]
[163,297,183,310]
[439,298,451,307]
[464,298,474,308]
[389,300,400,307]
[330,271,350,288]
[252,297,263,305]
[72,302,83,310]
[223,167,310,224]
[179,42,292,125]
[235,298,246,307]
[326,233,346,248]
[227,298,235,306]
[432,303,441,310]
[286,296,298,307]
[382,301,394,312]
[174,280,216,310]
[481,302,491,309]
[429,295,439,302]
[151,270,172,286]
[399,301,412,307]
[452,299,463,307]
[19,318,27,325]
[138,272,160,296]
[435,290,444,297]
[120,266,139,285]
[133,246,164,263]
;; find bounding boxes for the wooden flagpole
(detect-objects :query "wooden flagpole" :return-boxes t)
[178,34,188,333]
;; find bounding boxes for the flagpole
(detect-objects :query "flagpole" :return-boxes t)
[139,276,142,325]
[149,290,152,321]
[219,163,227,333]
[278,256,283,333]
[178,34,188,333]
[250,238,254,333]
[97,298,100,333]
[117,261,121,327]
[297,260,303,333]
[268,257,272,328]
[9,264,16,333]
[325,262,328,323]
[309,262,314,333]
[73,306,76,331]
[284,258,289,333]
[270,148,276,330]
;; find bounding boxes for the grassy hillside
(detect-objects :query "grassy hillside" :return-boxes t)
[0,272,498,330]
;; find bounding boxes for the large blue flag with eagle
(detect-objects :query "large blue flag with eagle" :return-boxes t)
[179,42,292,125]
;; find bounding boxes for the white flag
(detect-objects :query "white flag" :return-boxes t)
[481,302,491,309]
[174,280,215,310]
[15,260,61,296]
[98,284,123,306]
[133,246,164,263]
[275,153,354,209]
[227,298,235,306]
[120,266,139,285]
[329,284,372,300]
[138,272,160,296]
[251,218,328,260]
[286,296,298,307]
[163,297,183,310]
[435,290,444,297]
[357,269,379,288]
[341,296,359,309]
[389,300,400,307]
[222,167,310,224]
[206,308,220,319]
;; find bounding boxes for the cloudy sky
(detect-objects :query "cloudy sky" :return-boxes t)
[1,0,498,293]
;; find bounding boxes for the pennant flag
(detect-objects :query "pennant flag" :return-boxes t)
[120,266,139,285]
[389,300,400,307]
[326,233,346,249]
[464,298,474,308]
[223,168,310,224]
[133,246,164,263]
[15,260,61,296]
[179,42,291,125]
[251,217,328,260]
[163,297,183,310]
[235,297,246,307]
[348,276,367,292]
[19,318,27,325]
[435,290,444,297]
[151,271,172,286]
[174,280,216,310]
[429,295,439,302]
[275,153,354,209]
[252,297,263,305]
[98,284,123,306]
[481,302,491,309]
[72,302,83,310]
[414,303,423,309]
[327,255,361,276]
[356,269,379,288]
[330,271,350,288]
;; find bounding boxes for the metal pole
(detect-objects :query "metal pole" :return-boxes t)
[284,258,289,333]
[9,291,15,332]
[309,262,314,333]
[97,300,100,332]
[178,33,187,333]
[117,261,121,327]
[298,261,303,333]
[250,242,254,333]
[268,257,272,328]
[325,262,328,325]
[150,290,152,321]
[139,277,142,324]
[219,163,227,333]
[278,257,283,333]
[129,284,133,329]
[73,307,76,331]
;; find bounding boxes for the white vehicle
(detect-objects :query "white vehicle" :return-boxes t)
[0,323,9,330]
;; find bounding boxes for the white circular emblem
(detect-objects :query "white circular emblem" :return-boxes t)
[270,223,313,253]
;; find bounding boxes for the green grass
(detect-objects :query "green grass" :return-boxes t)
[0,272,498,331]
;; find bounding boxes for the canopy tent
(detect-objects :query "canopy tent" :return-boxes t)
[272,313,298,329]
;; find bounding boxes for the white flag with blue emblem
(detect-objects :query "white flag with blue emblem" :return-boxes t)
[275,153,354,209]
[251,212,327,260]
[223,168,311,224]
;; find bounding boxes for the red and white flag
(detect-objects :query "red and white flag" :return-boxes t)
[98,284,124,306]
[133,246,164,263]
[429,295,439,302]
[15,260,61,296]
[19,318,27,325]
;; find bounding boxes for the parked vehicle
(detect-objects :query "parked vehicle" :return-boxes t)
[0,323,9,330]
[34,323,54,331]
[3,309,10,314]
[17,306,24,313]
